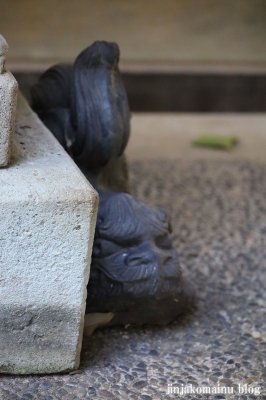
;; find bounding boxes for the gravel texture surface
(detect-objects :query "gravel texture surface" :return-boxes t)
[1,158,266,399]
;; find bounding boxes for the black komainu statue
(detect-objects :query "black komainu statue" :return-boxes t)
[31,41,193,332]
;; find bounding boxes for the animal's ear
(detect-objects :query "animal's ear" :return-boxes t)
[74,41,120,70]
[31,63,73,113]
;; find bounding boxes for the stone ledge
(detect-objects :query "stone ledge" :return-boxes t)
[0,94,98,374]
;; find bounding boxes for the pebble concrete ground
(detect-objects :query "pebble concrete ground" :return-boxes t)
[1,158,266,399]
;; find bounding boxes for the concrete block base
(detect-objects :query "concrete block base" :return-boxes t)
[0,94,98,374]
[0,306,83,374]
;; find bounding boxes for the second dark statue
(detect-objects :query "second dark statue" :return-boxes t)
[31,41,193,332]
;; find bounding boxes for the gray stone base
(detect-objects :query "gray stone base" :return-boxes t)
[0,306,83,374]
[0,94,98,374]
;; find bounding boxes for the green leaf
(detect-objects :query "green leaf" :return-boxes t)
[193,135,238,151]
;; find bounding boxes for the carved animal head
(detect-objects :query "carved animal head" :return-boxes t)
[86,192,190,326]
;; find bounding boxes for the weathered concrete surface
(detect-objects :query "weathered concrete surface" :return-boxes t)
[0,34,18,166]
[0,93,98,374]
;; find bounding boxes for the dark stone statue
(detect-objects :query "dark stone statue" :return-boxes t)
[86,191,191,327]
[31,41,130,192]
[31,41,193,331]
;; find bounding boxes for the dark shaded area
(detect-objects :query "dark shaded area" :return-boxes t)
[123,73,266,112]
[14,72,39,103]
[14,71,266,112]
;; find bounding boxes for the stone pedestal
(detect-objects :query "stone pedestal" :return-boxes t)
[0,92,98,374]
[0,34,18,166]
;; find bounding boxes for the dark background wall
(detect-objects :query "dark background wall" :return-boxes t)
[14,71,266,113]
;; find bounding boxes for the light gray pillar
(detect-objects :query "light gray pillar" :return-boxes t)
[0,34,18,166]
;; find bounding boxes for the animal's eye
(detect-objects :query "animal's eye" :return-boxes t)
[93,239,122,258]
[155,234,172,250]
[121,238,140,248]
